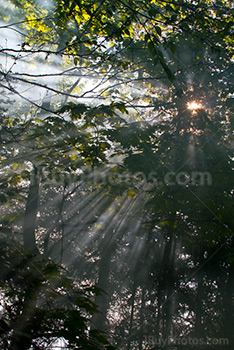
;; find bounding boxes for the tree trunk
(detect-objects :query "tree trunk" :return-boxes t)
[194,272,204,339]
[223,267,234,348]
[127,284,136,350]
[139,287,146,350]
[92,245,112,332]
[9,298,36,350]
[23,166,40,255]
[160,230,176,347]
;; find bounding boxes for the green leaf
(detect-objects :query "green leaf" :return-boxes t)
[43,262,60,277]
[148,41,155,54]
[155,26,162,36]
[175,88,183,98]
[0,193,7,204]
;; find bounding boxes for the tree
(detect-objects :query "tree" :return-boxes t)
[0,0,234,349]
[0,236,116,349]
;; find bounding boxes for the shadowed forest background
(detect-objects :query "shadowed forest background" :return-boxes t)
[0,0,234,349]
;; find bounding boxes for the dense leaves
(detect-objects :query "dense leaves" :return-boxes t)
[0,238,115,349]
[0,0,234,349]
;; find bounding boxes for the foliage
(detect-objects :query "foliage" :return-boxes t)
[0,0,234,349]
[0,237,115,350]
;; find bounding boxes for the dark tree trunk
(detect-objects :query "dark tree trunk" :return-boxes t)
[92,245,112,332]
[9,299,36,350]
[223,267,234,347]
[139,287,146,350]
[23,166,40,255]
[194,272,204,339]
[160,230,176,346]
[127,284,136,350]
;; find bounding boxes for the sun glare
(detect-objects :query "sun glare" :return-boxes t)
[187,101,202,110]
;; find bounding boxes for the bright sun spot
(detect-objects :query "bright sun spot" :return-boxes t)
[187,101,202,110]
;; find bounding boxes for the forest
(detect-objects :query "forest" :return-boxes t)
[0,0,234,349]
